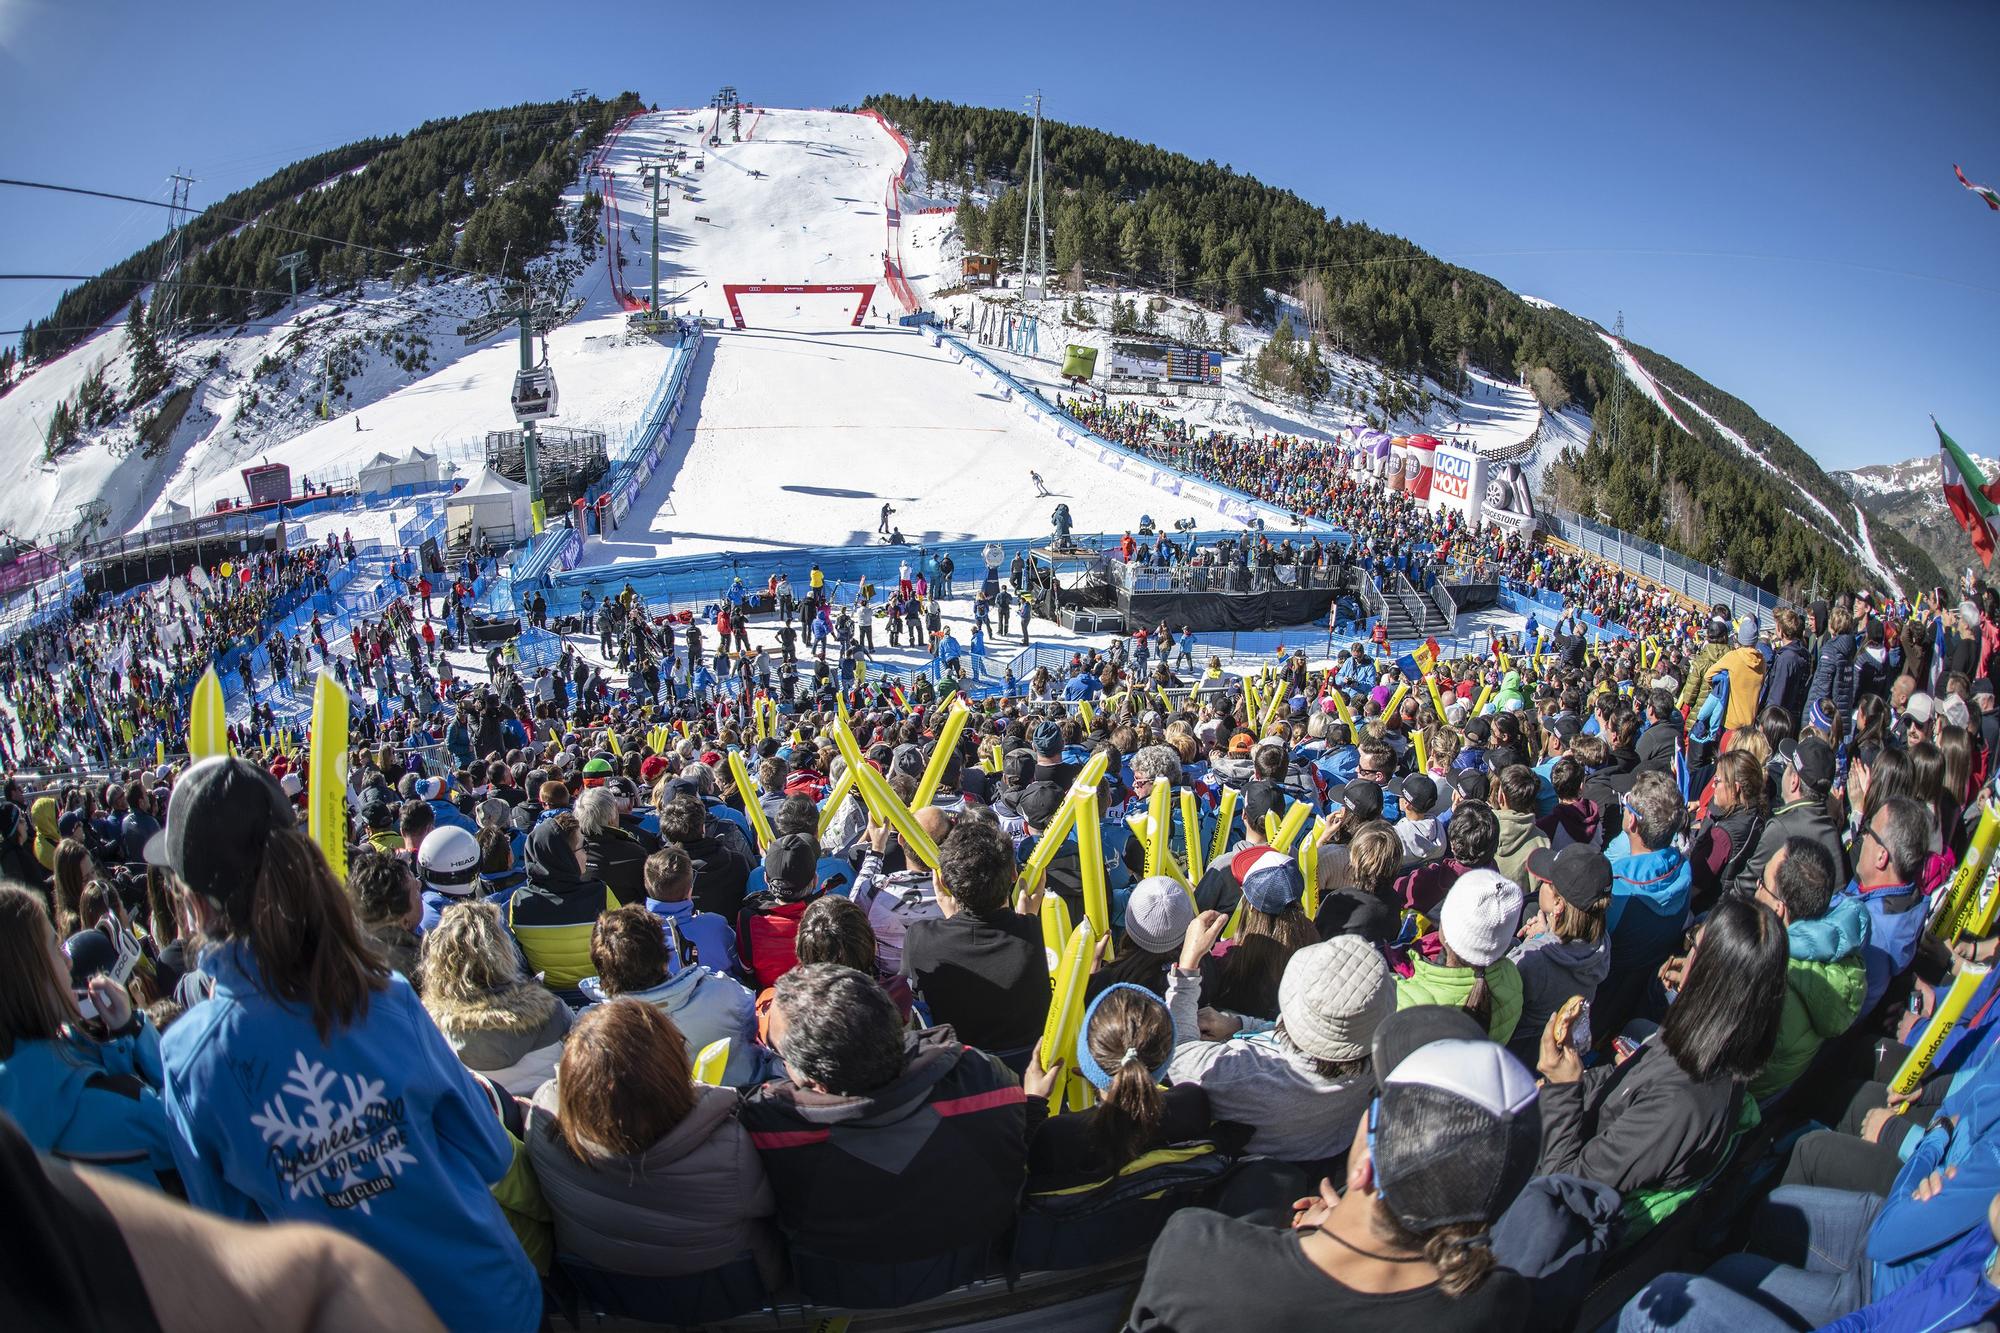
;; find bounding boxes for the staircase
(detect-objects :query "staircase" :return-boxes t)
[1373,570,1455,641]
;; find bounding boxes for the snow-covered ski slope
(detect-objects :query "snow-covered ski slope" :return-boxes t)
[597,107,899,323]
[1598,332,1900,595]
[579,109,1240,564]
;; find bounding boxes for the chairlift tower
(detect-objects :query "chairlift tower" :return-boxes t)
[1017,92,1050,303]
[637,161,669,328]
[276,251,309,302]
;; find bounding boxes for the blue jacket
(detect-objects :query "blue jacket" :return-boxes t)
[1826,1225,1998,1332]
[645,896,741,975]
[428,798,476,835]
[1841,879,1926,1018]
[160,942,539,1333]
[0,1021,180,1190]
[1604,836,1692,933]
[1868,1082,2000,1299]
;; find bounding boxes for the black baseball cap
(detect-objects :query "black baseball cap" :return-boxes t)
[1523,844,1613,910]
[1335,780,1383,821]
[1244,780,1284,827]
[1777,737,1836,794]
[1390,774,1440,817]
[143,756,296,906]
[1448,769,1490,804]
[762,833,819,894]
[1018,780,1065,829]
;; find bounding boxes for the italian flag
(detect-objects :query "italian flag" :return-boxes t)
[1957,164,2000,211]
[1939,420,2000,567]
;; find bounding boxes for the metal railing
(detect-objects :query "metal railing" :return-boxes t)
[1539,505,1789,615]
[1428,575,1459,635]
[1109,560,1347,596]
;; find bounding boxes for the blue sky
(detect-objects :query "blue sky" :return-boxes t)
[2,0,1995,472]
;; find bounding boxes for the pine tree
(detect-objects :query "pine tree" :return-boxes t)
[127,297,170,405]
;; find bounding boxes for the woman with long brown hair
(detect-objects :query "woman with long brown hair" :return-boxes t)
[525,998,781,1285]
[52,836,93,935]
[0,882,180,1190]
[152,757,540,1332]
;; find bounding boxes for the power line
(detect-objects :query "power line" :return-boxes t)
[0,175,494,283]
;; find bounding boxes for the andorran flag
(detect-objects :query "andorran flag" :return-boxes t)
[1938,420,2000,567]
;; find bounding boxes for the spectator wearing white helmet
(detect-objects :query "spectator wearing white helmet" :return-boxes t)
[416,824,483,935]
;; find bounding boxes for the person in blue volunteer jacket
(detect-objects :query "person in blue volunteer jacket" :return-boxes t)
[1842,795,1934,1019]
[0,886,182,1192]
[153,758,539,1333]
[1595,770,1693,1043]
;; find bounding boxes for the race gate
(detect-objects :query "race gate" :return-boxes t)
[721,282,876,329]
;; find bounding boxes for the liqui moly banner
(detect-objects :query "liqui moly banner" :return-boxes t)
[1431,444,1488,527]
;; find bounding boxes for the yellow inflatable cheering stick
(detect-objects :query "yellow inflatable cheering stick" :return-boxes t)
[724,748,774,853]
[307,671,350,882]
[1014,749,1112,900]
[912,697,972,809]
[188,666,229,760]
[829,717,942,872]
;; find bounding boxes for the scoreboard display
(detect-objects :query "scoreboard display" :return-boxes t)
[240,463,292,508]
[1165,346,1223,384]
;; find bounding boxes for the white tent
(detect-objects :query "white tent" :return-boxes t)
[149,499,193,530]
[357,447,441,495]
[446,468,531,548]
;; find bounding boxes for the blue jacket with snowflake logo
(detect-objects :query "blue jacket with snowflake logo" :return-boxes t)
[159,941,539,1332]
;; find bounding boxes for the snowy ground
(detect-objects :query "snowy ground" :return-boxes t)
[581,325,1241,564]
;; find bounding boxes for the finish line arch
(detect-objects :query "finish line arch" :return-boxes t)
[722,282,876,328]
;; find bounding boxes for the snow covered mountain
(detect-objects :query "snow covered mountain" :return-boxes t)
[1837,449,1993,586]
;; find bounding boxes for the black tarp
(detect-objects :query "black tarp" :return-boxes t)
[1117,587,1334,632]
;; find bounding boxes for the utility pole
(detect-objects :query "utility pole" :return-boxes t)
[1018,92,1049,302]
[319,346,331,419]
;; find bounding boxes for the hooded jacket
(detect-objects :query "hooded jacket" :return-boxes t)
[0,1019,181,1191]
[1395,956,1524,1044]
[1749,895,1868,1100]
[582,823,648,906]
[424,981,574,1097]
[1708,645,1766,730]
[579,967,761,1087]
[1493,806,1550,889]
[31,796,59,871]
[160,942,539,1333]
[1597,835,1693,1039]
[1538,798,1603,852]
[526,1080,782,1283]
[1507,932,1613,1067]
[508,821,619,991]
[738,1027,1027,1265]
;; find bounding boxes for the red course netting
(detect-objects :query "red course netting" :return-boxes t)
[855,108,921,316]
